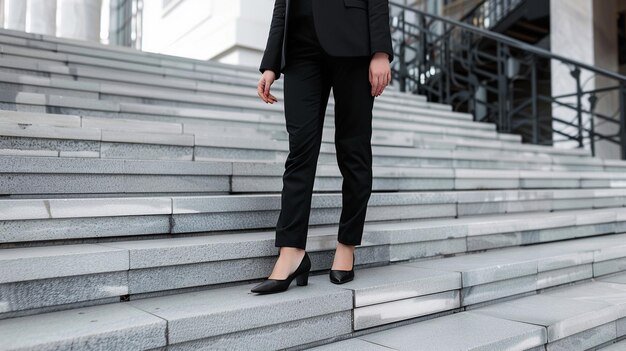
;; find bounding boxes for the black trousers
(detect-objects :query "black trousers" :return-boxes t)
[275,0,375,250]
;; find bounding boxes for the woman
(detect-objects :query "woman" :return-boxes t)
[251,0,393,294]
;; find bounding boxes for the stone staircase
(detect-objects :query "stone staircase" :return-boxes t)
[0,27,625,350]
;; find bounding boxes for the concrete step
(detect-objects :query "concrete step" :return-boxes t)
[598,339,626,351]
[2,203,626,316]
[0,125,603,177]
[0,55,448,114]
[0,110,495,148]
[0,109,591,160]
[308,275,626,351]
[0,31,438,110]
[4,155,626,195]
[0,104,556,164]
[0,92,528,150]
[0,68,480,129]
[2,189,625,242]
[1,234,626,350]
[0,41,456,119]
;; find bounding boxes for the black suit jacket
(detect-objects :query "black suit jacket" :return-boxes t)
[259,0,394,80]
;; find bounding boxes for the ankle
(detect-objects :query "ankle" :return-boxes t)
[279,247,306,256]
[335,242,355,252]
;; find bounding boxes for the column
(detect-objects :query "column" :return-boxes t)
[0,0,5,27]
[26,0,57,35]
[4,0,26,31]
[57,0,102,41]
[549,0,620,158]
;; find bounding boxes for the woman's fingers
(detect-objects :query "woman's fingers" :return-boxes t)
[373,74,381,96]
[264,78,271,99]
[376,73,385,96]
[374,70,391,97]
[257,76,279,104]
[257,79,268,102]
[370,70,393,97]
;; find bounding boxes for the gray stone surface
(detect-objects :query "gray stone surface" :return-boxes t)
[0,155,232,174]
[167,311,351,351]
[354,290,460,330]
[82,116,183,134]
[389,238,467,261]
[536,264,593,289]
[596,258,626,276]
[404,251,538,287]
[357,312,546,351]
[0,271,128,314]
[0,110,80,127]
[69,197,161,219]
[461,275,538,306]
[546,322,616,351]
[543,281,626,318]
[0,135,100,156]
[0,244,128,283]
[335,263,461,307]
[472,294,616,341]
[0,303,167,350]
[306,338,396,351]
[101,231,277,269]
[127,256,277,293]
[101,129,194,146]
[100,142,193,160]
[0,173,231,195]
[0,215,171,243]
[599,339,626,351]
[129,274,351,344]
[599,272,626,285]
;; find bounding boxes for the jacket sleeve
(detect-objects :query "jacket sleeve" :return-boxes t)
[259,0,286,80]
[368,0,394,63]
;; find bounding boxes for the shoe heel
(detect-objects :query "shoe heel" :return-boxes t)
[296,271,309,286]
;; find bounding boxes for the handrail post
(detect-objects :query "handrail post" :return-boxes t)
[570,67,584,148]
[398,10,407,93]
[497,42,508,131]
[443,22,451,105]
[588,94,597,157]
[619,82,626,160]
[531,57,538,144]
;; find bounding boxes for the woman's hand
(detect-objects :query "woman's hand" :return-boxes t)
[369,52,391,97]
[257,70,278,104]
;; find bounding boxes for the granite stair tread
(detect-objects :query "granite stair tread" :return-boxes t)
[307,278,626,351]
[3,234,626,350]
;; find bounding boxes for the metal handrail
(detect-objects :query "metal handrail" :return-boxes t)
[388,1,626,159]
[391,2,626,82]
[459,0,525,30]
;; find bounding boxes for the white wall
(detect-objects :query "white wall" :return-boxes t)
[142,0,274,66]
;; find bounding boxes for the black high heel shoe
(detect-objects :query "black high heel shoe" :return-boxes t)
[250,251,311,294]
[329,251,355,284]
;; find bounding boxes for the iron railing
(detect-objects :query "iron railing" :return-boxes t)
[388,2,626,159]
[459,0,524,29]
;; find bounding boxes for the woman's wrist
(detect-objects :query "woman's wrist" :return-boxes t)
[373,52,389,59]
